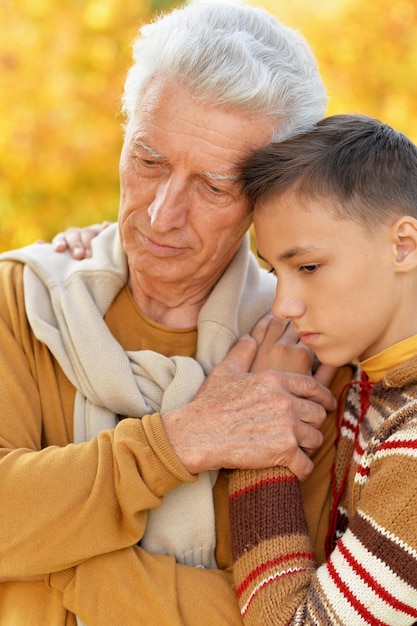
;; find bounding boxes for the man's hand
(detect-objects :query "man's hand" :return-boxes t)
[51,221,111,258]
[0,575,44,583]
[162,335,336,481]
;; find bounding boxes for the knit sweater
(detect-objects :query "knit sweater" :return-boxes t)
[229,358,417,625]
[0,255,345,625]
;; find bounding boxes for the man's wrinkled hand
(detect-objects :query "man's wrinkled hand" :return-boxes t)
[162,335,336,481]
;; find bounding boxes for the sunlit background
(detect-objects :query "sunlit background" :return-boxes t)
[1,0,416,250]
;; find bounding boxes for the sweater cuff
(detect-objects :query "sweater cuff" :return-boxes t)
[229,467,315,625]
[141,412,196,483]
[229,467,309,559]
[47,567,76,592]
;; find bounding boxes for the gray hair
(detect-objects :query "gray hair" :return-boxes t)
[121,2,327,142]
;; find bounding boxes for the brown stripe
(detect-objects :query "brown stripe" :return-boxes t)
[230,475,308,561]
[351,512,417,590]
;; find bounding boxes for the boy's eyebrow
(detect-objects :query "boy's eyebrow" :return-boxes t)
[134,140,239,182]
[257,245,320,263]
[279,245,319,260]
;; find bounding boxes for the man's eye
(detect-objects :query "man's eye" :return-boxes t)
[139,157,164,167]
[132,154,166,174]
[207,182,225,194]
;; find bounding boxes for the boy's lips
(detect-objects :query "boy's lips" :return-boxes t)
[298,331,320,345]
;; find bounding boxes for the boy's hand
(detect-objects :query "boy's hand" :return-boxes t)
[51,221,110,259]
[250,313,314,376]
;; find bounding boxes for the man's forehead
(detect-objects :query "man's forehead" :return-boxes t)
[129,84,272,180]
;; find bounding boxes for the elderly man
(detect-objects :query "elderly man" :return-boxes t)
[0,3,342,625]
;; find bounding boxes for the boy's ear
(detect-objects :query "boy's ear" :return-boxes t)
[391,216,417,270]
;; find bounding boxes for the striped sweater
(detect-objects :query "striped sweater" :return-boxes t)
[229,359,417,625]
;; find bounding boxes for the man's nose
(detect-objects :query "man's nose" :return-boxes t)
[148,177,188,231]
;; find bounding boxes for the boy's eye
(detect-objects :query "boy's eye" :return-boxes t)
[299,264,320,274]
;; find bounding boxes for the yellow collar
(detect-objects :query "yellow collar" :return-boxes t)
[360,334,417,382]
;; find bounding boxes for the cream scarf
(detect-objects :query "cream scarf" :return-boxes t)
[2,225,275,619]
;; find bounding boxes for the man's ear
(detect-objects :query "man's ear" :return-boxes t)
[391,216,417,270]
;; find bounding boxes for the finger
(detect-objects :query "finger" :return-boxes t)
[277,321,302,346]
[79,221,111,257]
[0,574,44,583]
[79,227,102,258]
[52,228,86,258]
[287,421,325,478]
[286,446,314,481]
[263,316,291,344]
[314,363,338,388]
[293,397,328,429]
[211,335,258,377]
[52,223,109,259]
[297,419,324,451]
[250,312,274,345]
[279,372,337,413]
[51,232,68,252]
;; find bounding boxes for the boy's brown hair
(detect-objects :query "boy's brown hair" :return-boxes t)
[240,113,417,227]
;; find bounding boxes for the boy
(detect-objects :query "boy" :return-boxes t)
[229,114,417,624]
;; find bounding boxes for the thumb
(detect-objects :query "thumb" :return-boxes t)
[211,335,257,377]
[314,363,338,388]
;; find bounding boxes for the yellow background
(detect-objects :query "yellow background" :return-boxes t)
[1,0,416,250]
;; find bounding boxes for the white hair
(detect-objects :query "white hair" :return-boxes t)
[122,2,327,142]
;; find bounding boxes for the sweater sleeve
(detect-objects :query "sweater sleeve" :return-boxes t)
[0,261,194,576]
[48,545,244,626]
[0,260,245,626]
[229,424,417,625]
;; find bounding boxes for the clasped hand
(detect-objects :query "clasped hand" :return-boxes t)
[162,313,336,481]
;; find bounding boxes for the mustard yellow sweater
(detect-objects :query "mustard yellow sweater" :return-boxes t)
[0,261,346,625]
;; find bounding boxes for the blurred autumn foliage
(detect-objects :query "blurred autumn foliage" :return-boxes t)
[267,0,417,134]
[0,0,416,251]
[0,0,182,249]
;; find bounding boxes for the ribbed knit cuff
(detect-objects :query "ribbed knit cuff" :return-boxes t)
[229,467,315,625]
[47,566,76,592]
[141,412,196,484]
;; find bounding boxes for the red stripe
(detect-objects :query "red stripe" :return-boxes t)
[327,558,389,625]
[229,474,297,500]
[356,464,370,477]
[378,439,417,451]
[338,540,417,618]
[236,551,315,597]
[242,567,312,617]
[340,419,356,435]
[354,437,364,456]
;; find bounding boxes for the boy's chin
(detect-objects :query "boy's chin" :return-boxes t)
[315,351,355,369]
